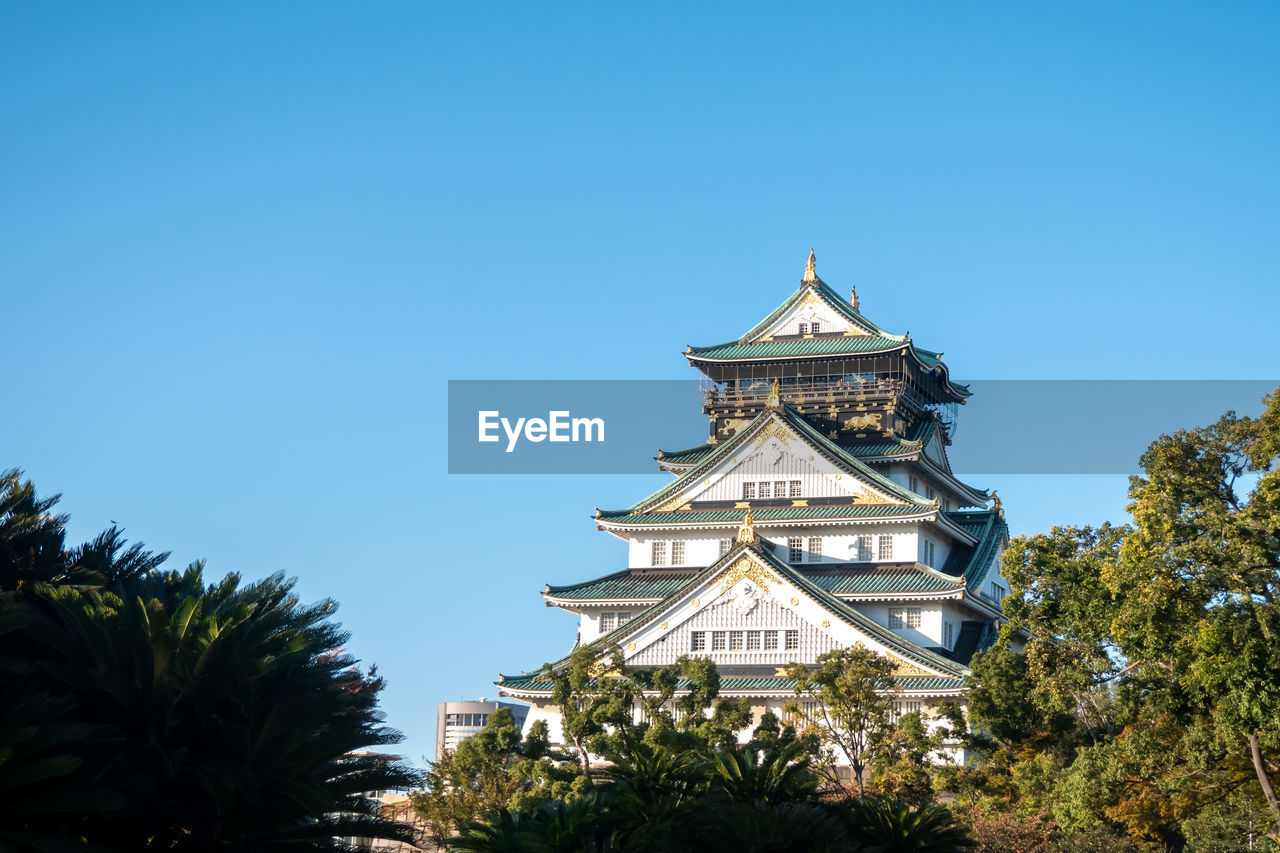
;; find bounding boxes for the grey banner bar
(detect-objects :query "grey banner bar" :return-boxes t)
[447,380,1277,475]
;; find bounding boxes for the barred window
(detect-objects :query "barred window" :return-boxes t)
[788,537,803,562]
[719,538,732,556]
[671,541,685,565]
[891,700,922,722]
[691,631,706,651]
[763,631,779,650]
[878,535,893,560]
[618,612,633,625]
[652,541,667,566]
[889,607,922,629]
[600,612,617,632]
[798,322,808,335]
[743,482,756,500]
[784,630,799,651]
[943,622,954,649]
[789,480,802,498]
[758,481,772,499]
[728,631,744,650]
[856,535,872,561]
[808,537,823,563]
[921,539,936,567]
[746,631,761,650]
[711,631,727,651]
[810,322,821,334]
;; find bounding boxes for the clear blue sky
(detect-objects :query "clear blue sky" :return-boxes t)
[4,2,1278,766]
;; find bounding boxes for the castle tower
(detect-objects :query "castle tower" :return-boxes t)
[497,254,1011,764]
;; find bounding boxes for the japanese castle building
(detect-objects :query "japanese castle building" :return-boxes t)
[497,251,1010,759]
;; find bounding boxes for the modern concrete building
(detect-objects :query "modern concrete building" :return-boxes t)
[435,699,529,760]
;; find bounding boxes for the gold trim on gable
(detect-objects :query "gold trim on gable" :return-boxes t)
[717,554,781,595]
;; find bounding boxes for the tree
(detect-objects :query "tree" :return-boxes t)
[0,470,419,851]
[411,710,586,847]
[782,645,896,796]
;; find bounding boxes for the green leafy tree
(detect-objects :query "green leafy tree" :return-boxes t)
[411,709,585,847]
[0,470,418,851]
[782,645,896,796]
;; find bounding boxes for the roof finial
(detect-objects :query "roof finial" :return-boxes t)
[736,509,756,544]
[765,379,781,408]
[990,490,1004,518]
[803,248,817,283]
[849,285,859,310]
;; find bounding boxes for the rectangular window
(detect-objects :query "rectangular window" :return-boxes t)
[719,538,732,556]
[671,541,685,565]
[743,482,756,500]
[784,630,799,651]
[691,631,706,651]
[746,631,761,650]
[711,631,727,651]
[856,535,872,561]
[892,700,922,722]
[798,322,808,335]
[758,481,772,499]
[652,541,667,566]
[878,535,893,560]
[808,537,823,563]
[764,631,779,650]
[789,480,802,498]
[888,607,922,629]
[618,612,633,625]
[921,539,935,567]
[728,631,744,650]
[991,583,1007,601]
[810,322,821,334]
[943,622,954,649]
[909,475,919,493]
[926,484,936,500]
[788,537,803,562]
[600,612,617,633]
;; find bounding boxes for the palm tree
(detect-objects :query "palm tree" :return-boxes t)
[702,740,819,805]
[0,472,420,851]
[839,795,975,853]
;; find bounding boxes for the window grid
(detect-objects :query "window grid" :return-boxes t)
[728,631,744,650]
[808,537,823,563]
[789,480,802,498]
[889,607,922,629]
[600,612,617,633]
[810,322,821,334]
[719,538,732,556]
[763,631,779,650]
[746,631,761,650]
[691,631,706,651]
[784,630,799,651]
[652,541,667,566]
[798,322,808,335]
[878,535,893,560]
[856,534,872,561]
[788,537,803,562]
[758,481,772,499]
[743,482,756,500]
[671,541,685,565]
[711,631,727,651]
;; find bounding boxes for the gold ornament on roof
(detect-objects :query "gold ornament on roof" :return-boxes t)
[803,248,817,282]
[850,285,859,310]
[990,490,1004,517]
[765,379,781,408]
[736,509,756,543]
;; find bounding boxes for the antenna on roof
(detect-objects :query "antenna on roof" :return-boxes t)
[803,248,817,283]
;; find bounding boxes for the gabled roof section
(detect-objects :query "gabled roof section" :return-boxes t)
[941,510,1009,593]
[515,538,969,684]
[601,404,931,523]
[544,563,966,605]
[737,278,899,344]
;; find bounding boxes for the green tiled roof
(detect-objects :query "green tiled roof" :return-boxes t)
[546,570,696,600]
[942,510,1009,593]
[689,335,907,361]
[546,565,964,602]
[597,504,931,525]
[517,540,970,685]
[656,443,717,467]
[686,278,970,398]
[603,404,932,524]
[497,673,963,694]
